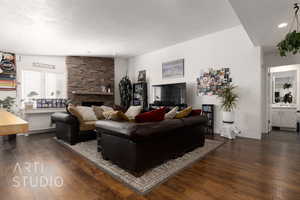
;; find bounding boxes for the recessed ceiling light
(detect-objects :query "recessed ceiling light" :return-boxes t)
[278,23,288,28]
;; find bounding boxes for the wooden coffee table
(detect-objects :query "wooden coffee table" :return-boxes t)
[0,109,29,140]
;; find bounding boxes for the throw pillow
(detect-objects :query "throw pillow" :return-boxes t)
[175,106,193,119]
[100,105,114,112]
[135,107,166,123]
[68,104,84,122]
[103,110,130,121]
[76,106,98,121]
[164,106,179,119]
[190,109,202,116]
[125,106,142,120]
[117,111,130,121]
[92,106,105,120]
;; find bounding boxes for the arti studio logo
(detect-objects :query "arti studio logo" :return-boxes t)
[12,162,64,188]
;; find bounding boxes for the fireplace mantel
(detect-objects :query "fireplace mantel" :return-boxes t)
[71,91,114,96]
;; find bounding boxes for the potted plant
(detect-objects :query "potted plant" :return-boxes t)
[218,84,239,123]
[283,83,292,89]
[277,31,300,57]
[119,75,132,110]
[24,91,39,110]
[277,4,300,57]
[0,96,16,112]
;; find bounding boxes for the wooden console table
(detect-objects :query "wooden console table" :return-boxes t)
[0,109,29,140]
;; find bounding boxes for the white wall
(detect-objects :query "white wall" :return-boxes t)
[129,25,263,139]
[264,53,300,67]
[114,57,129,105]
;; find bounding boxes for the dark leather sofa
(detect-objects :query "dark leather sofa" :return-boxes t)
[51,112,96,145]
[96,115,207,175]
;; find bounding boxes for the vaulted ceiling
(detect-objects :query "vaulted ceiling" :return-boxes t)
[0,0,240,56]
[1,0,293,56]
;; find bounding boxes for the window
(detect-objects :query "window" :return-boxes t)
[21,70,66,101]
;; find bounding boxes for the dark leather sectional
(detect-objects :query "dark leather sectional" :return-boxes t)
[52,112,207,175]
[96,115,207,174]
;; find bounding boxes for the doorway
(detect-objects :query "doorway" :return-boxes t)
[266,65,300,136]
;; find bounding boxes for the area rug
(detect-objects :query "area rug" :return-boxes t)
[55,138,224,194]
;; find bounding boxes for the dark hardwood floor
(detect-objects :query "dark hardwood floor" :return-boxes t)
[0,131,300,200]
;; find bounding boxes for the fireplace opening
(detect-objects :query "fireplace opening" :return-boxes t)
[81,102,104,107]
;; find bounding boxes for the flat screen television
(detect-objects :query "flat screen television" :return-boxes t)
[152,83,186,106]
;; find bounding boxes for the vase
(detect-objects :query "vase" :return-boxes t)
[222,111,234,123]
[24,102,34,110]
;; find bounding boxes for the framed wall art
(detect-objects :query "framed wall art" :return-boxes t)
[137,70,146,82]
[0,52,16,90]
[197,68,232,96]
[162,59,184,79]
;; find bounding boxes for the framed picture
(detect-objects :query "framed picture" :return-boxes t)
[197,67,232,96]
[0,52,16,90]
[162,59,184,79]
[138,70,146,82]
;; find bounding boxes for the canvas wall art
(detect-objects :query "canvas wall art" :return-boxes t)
[162,59,184,79]
[0,52,16,90]
[138,70,146,82]
[197,68,232,96]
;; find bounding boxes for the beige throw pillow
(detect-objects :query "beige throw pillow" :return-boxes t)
[100,105,114,112]
[76,106,98,121]
[92,106,105,120]
[125,106,142,120]
[68,104,84,122]
[165,106,179,119]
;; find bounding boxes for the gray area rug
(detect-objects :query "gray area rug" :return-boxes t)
[55,138,224,194]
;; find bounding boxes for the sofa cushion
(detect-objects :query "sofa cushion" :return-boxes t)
[96,120,136,139]
[133,119,184,139]
[96,118,185,141]
[180,115,207,126]
[135,107,166,123]
[80,121,97,131]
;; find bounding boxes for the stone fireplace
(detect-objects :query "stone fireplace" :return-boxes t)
[66,56,114,105]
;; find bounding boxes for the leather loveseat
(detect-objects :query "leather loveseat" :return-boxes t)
[95,115,207,175]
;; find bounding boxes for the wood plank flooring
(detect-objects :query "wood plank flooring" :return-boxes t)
[0,131,300,200]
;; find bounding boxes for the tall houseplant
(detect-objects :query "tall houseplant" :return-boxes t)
[218,84,239,123]
[119,75,132,109]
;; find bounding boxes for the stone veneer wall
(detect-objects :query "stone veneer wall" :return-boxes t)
[66,56,114,105]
